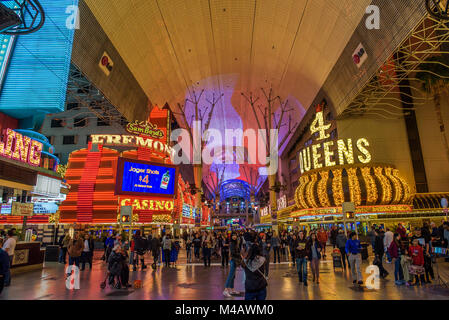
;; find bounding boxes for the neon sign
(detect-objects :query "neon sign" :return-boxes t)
[91,134,174,159]
[115,158,178,197]
[0,129,43,166]
[299,106,371,174]
[120,198,174,211]
[126,120,164,139]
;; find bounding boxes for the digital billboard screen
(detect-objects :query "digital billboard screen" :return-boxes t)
[115,158,178,197]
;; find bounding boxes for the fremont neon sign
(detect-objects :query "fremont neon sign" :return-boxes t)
[299,108,372,174]
[91,134,175,158]
[0,129,43,166]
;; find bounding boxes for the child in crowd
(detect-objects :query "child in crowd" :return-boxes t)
[409,239,425,286]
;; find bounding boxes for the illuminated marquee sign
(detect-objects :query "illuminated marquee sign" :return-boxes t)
[92,134,174,159]
[115,158,179,197]
[0,129,43,166]
[299,105,371,174]
[126,120,164,139]
[120,198,174,211]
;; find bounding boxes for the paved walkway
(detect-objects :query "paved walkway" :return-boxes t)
[2,248,449,300]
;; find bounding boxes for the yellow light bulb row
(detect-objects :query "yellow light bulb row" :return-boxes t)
[305,173,319,208]
[393,169,412,204]
[297,175,309,209]
[347,167,362,206]
[361,167,378,205]
[385,167,403,204]
[374,167,392,204]
[317,171,330,207]
[332,169,344,207]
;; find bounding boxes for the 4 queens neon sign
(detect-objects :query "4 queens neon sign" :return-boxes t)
[0,129,42,166]
[299,105,372,174]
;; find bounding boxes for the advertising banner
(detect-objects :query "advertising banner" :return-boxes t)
[115,157,178,197]
[11,202,34,216]
[33,202,59,214]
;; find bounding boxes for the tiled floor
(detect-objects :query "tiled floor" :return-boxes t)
[2,248,449,300]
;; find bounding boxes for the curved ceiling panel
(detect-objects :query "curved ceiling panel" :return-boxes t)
[83,0,372,190]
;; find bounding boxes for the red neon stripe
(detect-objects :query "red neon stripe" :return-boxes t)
[76,150,102,223]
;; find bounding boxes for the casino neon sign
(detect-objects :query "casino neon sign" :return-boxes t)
[0,129,43,166]
[120,198,174,211]
[299,105,372,174]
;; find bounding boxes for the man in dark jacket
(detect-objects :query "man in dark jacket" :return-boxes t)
[150,235,161,266]
[374,230,389,278]
[330,226,338,248]
[294,231,309,286]
[133,230,148,270]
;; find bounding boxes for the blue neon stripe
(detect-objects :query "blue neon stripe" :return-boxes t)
[0,0,78,129]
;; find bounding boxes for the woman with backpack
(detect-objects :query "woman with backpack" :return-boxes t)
[241,243,268,300]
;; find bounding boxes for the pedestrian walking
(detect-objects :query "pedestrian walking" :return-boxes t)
[336,229,349,269]
[0,238,10,294]
[67,232,83,277]
[162,234,172,268]
[80,233,94,270]
[58,232,70,264]
[2,230,15,287]
[307,233,322,284]
[271,231,281,263]
[223,233,241,297]
[346,232,363,286]
[317,228,328,258]
[294,231,309,286]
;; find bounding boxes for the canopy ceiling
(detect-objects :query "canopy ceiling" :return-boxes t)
[84,0,371,194]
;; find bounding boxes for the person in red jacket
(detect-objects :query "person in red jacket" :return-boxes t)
[409,238,425,286]
[388,234,405,285]
[317,228,328,258]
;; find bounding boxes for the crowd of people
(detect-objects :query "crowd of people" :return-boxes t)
[1,219,449,298]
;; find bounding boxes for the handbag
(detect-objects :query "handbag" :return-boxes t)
[409,264,425,275]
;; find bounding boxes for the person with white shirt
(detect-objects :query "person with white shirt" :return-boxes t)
[384,228,394,263]
[2,230,16,287]
[80,233,94,270]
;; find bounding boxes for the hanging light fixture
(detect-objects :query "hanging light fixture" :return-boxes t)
[0,0,45,35]
[426,0,449,20]
[0,2,21,33]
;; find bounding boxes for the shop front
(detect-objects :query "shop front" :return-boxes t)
[0,126,64,242]
[58,112,203,238]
